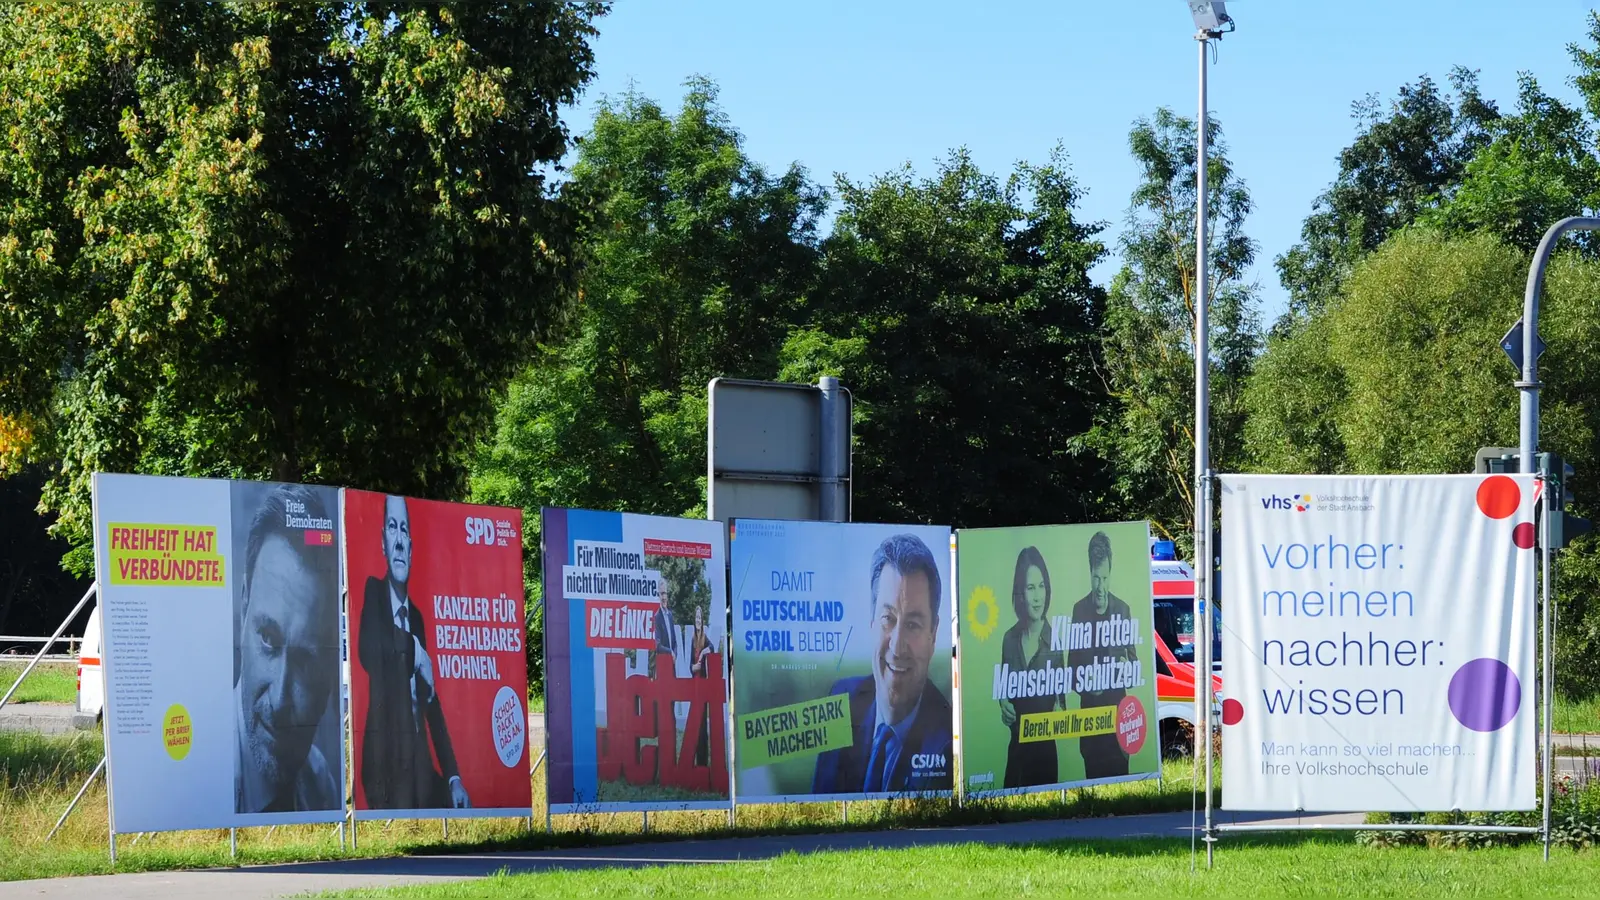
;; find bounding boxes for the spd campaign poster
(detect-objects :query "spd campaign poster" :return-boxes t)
[542,508,730,813]
[955,522,1160,799]
[731,519,954,803]
[345,490,531,820]
[1220,475,1537,812]
[92,473,344,834]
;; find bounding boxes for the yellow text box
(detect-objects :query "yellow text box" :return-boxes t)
[1019,705,1118,743]
[108,522,225,587]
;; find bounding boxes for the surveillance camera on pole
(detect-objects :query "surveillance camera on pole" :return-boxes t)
[1188,0,1233,35]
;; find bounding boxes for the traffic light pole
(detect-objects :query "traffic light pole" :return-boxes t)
[1519,217,1600,471]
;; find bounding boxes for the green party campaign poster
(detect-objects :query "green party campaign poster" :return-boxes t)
[956,521,1159,799]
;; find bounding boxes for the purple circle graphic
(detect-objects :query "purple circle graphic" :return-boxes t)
[1448,658,1521,732]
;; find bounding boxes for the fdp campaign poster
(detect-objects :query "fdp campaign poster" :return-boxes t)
[731,519,954,803]
[956,522,1160,799]
[92,474,344,834]
[345,490,531,820]
[1220,475,1537,812]
[542,508,730,813]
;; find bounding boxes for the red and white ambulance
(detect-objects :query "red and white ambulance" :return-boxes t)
[1149,540,1222,757]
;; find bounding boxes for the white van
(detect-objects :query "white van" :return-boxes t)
[76,606,103,720]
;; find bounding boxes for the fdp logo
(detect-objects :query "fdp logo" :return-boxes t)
[464,516,498,545]
[1261,493,1315,512]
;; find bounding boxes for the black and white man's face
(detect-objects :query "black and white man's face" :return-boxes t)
[239,535,334,800]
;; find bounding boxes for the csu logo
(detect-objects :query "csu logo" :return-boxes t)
[1262,493,1315,512]
[911,753,947,770]
[464,516,497,545]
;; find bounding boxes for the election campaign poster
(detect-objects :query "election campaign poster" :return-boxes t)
[955,522,1160,799]
[346,490,531,820]
[1220,475,1537,812]
[92,473,344,834]
[542,508,730,813]
[731,519,954,803]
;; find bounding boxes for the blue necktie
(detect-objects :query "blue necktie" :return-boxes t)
[864,723,892,792]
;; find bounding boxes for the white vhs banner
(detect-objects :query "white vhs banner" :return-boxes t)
[1220,475,1536,812]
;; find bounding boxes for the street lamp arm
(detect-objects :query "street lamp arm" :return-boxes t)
[1519,216,1600,471]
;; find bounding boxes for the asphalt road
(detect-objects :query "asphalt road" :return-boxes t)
[0,809,1363,900]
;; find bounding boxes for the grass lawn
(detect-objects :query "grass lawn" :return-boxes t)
[0,661,77,705]
[0,727,1217,881]
[1554,693,1600,734]
[320,835,1599,899]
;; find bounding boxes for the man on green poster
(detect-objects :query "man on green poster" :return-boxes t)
[1067,531,1137,779]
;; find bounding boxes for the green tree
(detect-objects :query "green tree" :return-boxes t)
[1244,228,1600,694]
[1275,70,1499,322]
[781,148,1110,528]
[1423,74,1600,251]
[1083,109,1259,547]
[471,80,823,523]
[469,82,823,689]
[0,2,604,570]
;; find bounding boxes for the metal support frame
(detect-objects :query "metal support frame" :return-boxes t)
[1194,25,1217,869]
[1219,823,1542,835]
[47,756,105,842]
[1542,468,1556,861]
[0,582,96,713]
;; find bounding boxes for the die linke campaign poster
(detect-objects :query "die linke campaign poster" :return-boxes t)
[1220,475,1537,812]
[541,508,730,813]
[92,474,344,834]
[955,522,1160,799]
[730,519,954,803]
[345,490,531,820]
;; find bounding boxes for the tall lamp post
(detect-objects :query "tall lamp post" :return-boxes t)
[1185,0,1233,868]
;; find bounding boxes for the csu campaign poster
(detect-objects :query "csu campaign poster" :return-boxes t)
[731,519,954,803]
[92,474,344,834]
[542,508,730,813]
[1220,475,1537,812]
[346,490,531,820]
[955,522,1160,799]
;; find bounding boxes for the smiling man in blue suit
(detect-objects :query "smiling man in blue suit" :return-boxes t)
[812,533,953,795]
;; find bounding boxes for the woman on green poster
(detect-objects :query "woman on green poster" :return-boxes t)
[999,546,1066,788]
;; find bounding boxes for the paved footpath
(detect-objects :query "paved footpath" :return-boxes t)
[0,810,1361,900]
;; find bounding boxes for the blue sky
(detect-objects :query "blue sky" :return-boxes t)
[567,1,1598,321]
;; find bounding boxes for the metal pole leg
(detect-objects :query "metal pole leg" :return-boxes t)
[1543,480,1555,861]
[48,756,107,842]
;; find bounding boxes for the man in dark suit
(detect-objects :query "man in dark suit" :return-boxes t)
[1068,530,1137,779]
[812,533,953,794]
[358,494,469,810]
